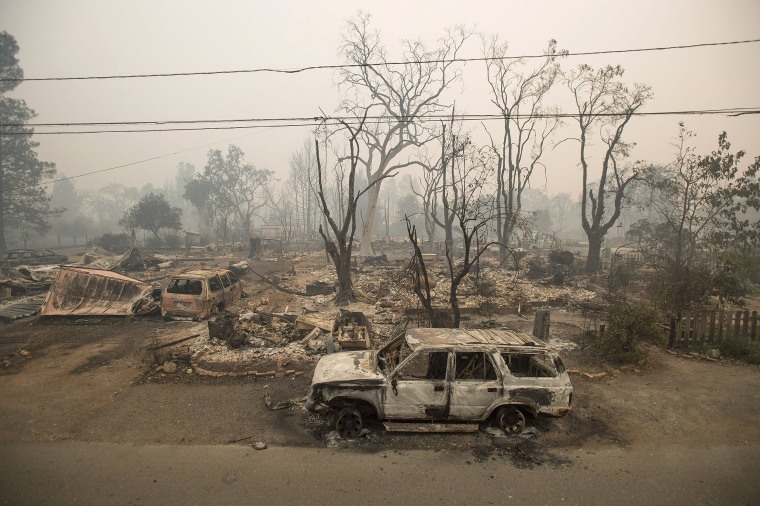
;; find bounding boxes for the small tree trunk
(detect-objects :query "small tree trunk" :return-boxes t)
[449,281,462,328]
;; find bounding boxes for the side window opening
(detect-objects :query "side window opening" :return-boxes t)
[166,279,203,295]
[228,271,239,284]
[454,352,497,381]
[397,351,448,381]
[208,276,223,292]
[502,352,558,378]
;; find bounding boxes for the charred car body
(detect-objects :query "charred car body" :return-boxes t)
[161,268,244,319]
[306,328,572,438]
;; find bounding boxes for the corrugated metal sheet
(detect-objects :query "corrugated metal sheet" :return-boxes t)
[0,295,47,321]
[40,267,156,317]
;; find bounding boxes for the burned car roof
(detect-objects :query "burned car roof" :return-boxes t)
[404,328,547,350]
[171,269,232,278]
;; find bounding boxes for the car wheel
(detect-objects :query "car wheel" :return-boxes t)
[497,406,526,435]
[335,408,363,439]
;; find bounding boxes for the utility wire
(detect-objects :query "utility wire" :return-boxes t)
[4,38,759,82]
[1,108,758,135]
[3,107,758,128]
[25,126,279,187]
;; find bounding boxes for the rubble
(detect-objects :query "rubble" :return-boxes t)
[305,281,335,296]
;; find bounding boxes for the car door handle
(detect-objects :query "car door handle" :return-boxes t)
[487,387,497,392]
[434,385,444,391]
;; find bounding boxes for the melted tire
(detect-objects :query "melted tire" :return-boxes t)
[335,408,363,439]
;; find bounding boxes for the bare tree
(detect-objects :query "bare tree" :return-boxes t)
[410,158,441,246]
[408,132,501,328]
[565,64,652,273]
[287,139,318,240]
[483,37,565,258]
[315,117,387,304]
[405,218,435,325]
[338,12,469,256]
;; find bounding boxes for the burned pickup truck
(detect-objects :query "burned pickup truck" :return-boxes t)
[306,328,572,438]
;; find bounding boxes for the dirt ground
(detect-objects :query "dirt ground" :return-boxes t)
[1,248,759,467]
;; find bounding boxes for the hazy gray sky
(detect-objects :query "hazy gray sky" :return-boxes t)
[2,0,759,196]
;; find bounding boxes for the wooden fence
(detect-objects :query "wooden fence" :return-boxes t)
[669,310,759,349]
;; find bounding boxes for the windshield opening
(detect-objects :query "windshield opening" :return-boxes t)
[377,335,413,375]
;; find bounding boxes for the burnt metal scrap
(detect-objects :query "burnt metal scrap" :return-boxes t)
[0,265,58,295]
[333,309,372,350]
[0,295,47,322]
[39,266,158,317]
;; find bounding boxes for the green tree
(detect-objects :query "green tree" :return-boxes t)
[185,145,273,239]
[119,193,182,242]
[0,32,58,251]
[50,175,80,215]
[629,125,760,313]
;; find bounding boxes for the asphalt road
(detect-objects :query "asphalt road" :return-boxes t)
[2,441,758,505]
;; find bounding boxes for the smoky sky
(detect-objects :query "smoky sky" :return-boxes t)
[2,0,759,196]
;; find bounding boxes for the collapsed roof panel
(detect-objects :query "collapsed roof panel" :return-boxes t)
[40,266,157,317]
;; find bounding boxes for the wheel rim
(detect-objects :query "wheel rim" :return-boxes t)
[336,410,363,439]
[499,407,526,434]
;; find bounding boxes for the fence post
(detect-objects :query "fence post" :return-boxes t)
[694,313,703,345]
[709,311,717,344]
[751,311,758,340]
[734,311,742,339]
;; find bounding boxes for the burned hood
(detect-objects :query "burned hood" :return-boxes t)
[312,350,385,386]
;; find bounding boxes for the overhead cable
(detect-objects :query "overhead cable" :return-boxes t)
[1,108,758,135]
[3,38,759,82]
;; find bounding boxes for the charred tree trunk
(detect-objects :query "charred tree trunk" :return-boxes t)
[586,234,603,274]
[321,229,356,304]
[406,218,435,326]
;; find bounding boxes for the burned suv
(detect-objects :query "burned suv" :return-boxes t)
[161,268,244,319]
[306,328,572,438]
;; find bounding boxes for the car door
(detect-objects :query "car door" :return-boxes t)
[448,351,502,420]
[227,271,242,304]
[382,349,450,420]
[207,275,224,309]
[218,272,233,307]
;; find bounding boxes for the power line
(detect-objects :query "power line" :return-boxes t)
[27,126,280,187]
[4,38,759,83]
[1,108,758,135]
[3,107,758,128]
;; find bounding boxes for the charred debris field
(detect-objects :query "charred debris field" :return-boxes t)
[0,245,759,466]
